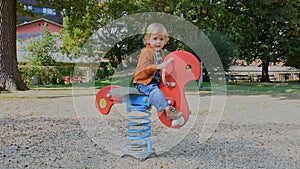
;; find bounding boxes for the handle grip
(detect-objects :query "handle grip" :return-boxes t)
[162,57,175,87]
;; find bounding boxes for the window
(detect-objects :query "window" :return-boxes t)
[34,7,43,14]
[46,8,52,15]
[42,7,56,15]
[43,8,47,14]
[28,6,33,11]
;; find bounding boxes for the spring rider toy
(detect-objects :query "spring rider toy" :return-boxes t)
[95,50,201,160]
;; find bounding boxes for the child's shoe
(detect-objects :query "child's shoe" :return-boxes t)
[171,116,185,126]
[165,106,183,120]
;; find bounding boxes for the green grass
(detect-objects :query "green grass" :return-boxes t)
[228,82,299,91]
[187,81,300,97]
[29,77,300,97]
[29,75,134,89]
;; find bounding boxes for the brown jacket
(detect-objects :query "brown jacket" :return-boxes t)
[134,45,166,85]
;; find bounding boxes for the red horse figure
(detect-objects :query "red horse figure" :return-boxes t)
[95,50,201,128]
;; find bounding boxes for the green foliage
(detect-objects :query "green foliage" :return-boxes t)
[26,25,58,66]
[281,1,300,68]
[30,0,299,75]
[58,0,105,57]
[19,66,73,85]
[16,1,36,24]
[28,0,235,71]
[60,20,89,57]
[228,0,300,81]
[105,35,144,68]
[205,28,237,71]
[29,0,105,57]
[94,0,237,70]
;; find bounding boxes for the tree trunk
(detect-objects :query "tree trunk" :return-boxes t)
[0,0,28,91]
[261,59,270,82]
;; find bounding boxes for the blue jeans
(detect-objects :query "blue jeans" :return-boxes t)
[134,81,169,112]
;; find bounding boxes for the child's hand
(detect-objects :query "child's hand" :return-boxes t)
[157,61,169,70]
[157,57,174,70]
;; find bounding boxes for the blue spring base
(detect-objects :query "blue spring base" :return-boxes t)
[121,93,156,161]
[121,148,157,161]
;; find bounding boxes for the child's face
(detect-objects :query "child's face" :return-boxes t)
[147,33,167,51]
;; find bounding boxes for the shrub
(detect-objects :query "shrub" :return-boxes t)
[19,66,73,85]
[25,26,58,66]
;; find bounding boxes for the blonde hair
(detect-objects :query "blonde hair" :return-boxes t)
[144,23,169,44]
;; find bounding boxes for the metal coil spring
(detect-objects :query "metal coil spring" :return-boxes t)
[126,105,153,152]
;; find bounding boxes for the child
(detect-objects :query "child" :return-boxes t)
[134,23,185,127]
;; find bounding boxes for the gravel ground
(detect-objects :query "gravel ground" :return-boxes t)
[0,88,299,169]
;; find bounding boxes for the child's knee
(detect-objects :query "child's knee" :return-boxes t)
[149,87,161,96]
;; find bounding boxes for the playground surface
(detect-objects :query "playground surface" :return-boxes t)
[0,88,299,168]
